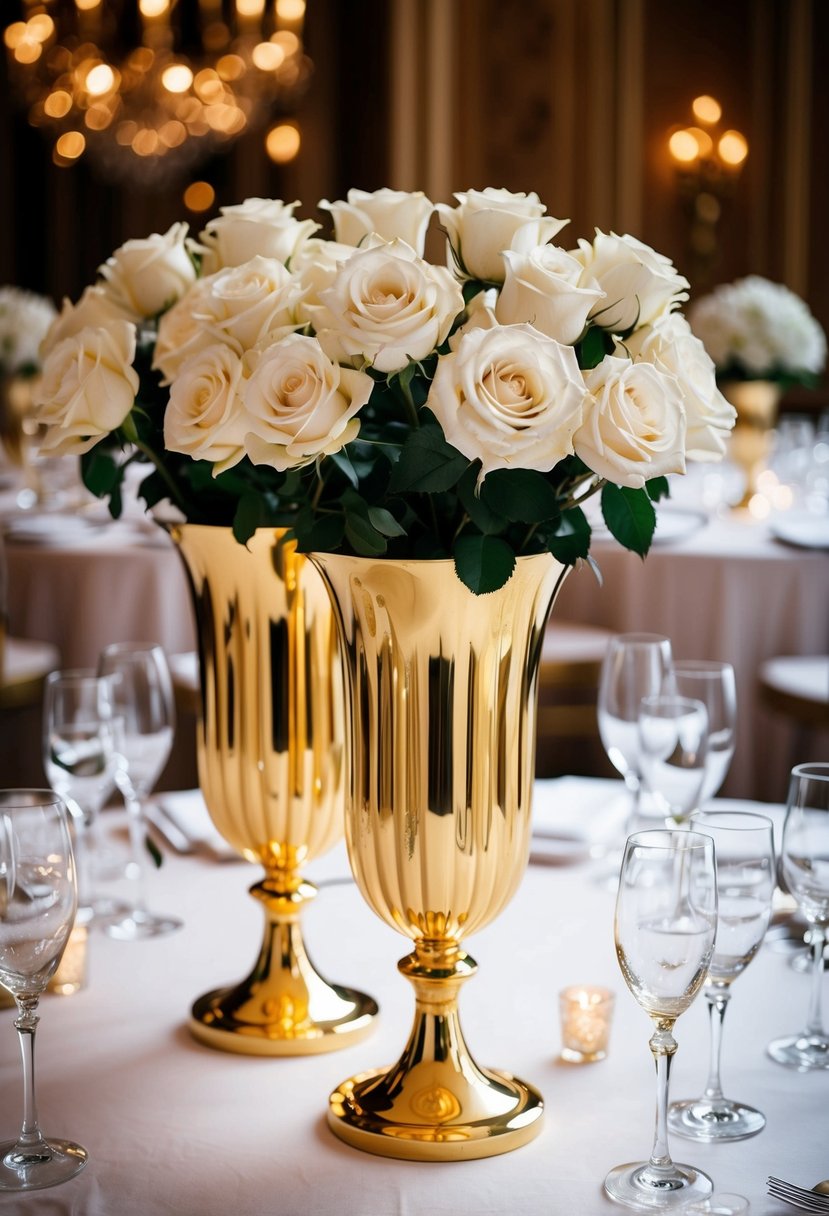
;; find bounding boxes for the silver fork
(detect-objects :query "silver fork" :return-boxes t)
[768,1177,829,1213]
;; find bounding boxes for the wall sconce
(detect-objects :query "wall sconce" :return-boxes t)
[668,95,748,280]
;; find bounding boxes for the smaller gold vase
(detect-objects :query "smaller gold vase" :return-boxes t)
[172,525,378,1055]
[720,379,782,508]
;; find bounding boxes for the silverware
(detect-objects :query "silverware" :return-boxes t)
[768,1177,829,1212]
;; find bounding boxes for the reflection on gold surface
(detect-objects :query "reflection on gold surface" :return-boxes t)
[311,553,567,1158]
[720,379,782,508]
[172,526,377,1055]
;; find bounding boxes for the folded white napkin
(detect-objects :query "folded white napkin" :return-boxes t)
[531,776,630,863]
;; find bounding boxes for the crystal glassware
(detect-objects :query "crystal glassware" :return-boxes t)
[638,694,709,826]
[604,829,717,1210]
[0,789,88,1191]
[669,810,775,1140]
[598,633,674,825]
[42,669,121,920]
[671,661,737,809]
[98,642,181,940]
[768,762,829,1070]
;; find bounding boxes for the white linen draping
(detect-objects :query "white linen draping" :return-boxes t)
[0,779,823,1216]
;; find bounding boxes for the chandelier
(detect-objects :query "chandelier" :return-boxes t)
[3,0,312,188]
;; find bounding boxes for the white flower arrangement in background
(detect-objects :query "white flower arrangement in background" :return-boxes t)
[0,286,56,378]
[689,274,826,388]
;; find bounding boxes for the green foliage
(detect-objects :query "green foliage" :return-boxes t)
[600,483,656,556]
[453,534,516,595]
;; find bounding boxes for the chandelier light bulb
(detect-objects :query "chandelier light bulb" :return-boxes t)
[265,121,300,163]
[691,94,722,125]
[668,129,699,164]
[162,63,194,93]
[85,62,115,96]
[718,129,749,166]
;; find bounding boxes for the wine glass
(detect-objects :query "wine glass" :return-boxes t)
[598,633,674,826]
[768,762,829,1071]
[638,694,709,826]
[42,669,121,920]
[671,661,737,808]
[97,642,181,940]
[0,789,88,1191]
[604,829,717,1210]
[669,810,775,1140]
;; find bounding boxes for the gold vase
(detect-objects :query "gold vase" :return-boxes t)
[720,379,782,508]
[171,524,378,1055]
[310,552,568,1160]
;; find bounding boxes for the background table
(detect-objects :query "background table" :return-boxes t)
[0,779,822,1215]
[556,508,829,802]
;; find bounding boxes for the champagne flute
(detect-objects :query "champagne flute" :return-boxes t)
[42,669,121,920]
[669,810,775,1140]
[604,829,717,1210]
[638,695,709,826]
[671,661,737,808]
[0,789,88,1191]
[598,633,674,825]
[768,762,829,1070]
[98,642,181,940]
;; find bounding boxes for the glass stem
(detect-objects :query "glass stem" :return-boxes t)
[806,923,827,1037]
[13,997,48,1154]
[648,1020,678,1175]
[702,985,731,1102]
[125,790,150,917]
[622,773,641,836]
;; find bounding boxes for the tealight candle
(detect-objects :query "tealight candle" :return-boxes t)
[559,985,614,1063]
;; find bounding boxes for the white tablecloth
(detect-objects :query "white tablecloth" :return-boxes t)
[0,779,823,1215]
[4,518,196,669]
[555,509,829,802]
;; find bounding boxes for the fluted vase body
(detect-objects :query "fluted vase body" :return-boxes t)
[172,525,377,1054]
[310,551,567,1159]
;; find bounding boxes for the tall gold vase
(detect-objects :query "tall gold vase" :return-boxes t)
[171,525,378,1055]
[310,552,568,1160]
[721,378,782,508]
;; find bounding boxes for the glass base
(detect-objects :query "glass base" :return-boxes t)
[604,1159,713,1210]
[0,1137,87,1191]
[667,1097,765,1141]
[103,908,183,941]
[767,1031,829,1071]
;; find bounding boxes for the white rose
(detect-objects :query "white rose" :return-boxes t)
[153,278,219,383]
[436,188,568,284]
[98,223,196,319]
[573,231,689,334]
[35,321,138,456]
[319,188,434,257]
[41,285,137,357]
[198,256,303,352]
[199,198,319,273]
[163,344,248,473]
[575,355,686,488]
[243,333,373,472]
[427,322,587,479]
[623,313,736,461]
[291,237,356,324]
[495,245,605,345]
[307,239,464,374]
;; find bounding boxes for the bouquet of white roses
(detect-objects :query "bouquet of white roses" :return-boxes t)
[34,187,735,593]
[0,285,57,380]
[689,274,826,390]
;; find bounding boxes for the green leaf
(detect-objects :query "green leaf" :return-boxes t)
[646,475,671,503]
[296,513,345,551]
[81,447,122,497]
[389,425,470,494]
[453,535,516,595]
[328,447,360,489]
[145,833,163,869]
[457,464,506,534]
[344,511,387,556]
[546,507,590,564]
[480,468,561,523]
[575,326,615,370]
[367,506,407,537]
[232,492,264,545]
[601,484,656,556]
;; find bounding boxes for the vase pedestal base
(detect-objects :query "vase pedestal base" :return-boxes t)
[328,1066,543,1161]
[188,876,378,1056]
[327,944,544,1160]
